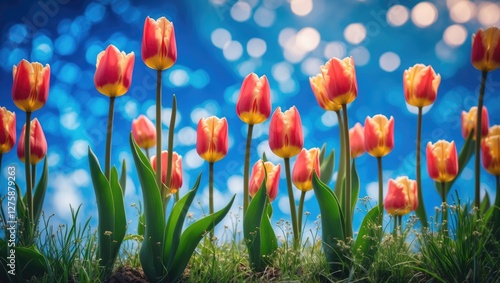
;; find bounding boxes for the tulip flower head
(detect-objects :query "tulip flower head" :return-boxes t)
[292,148,321,192]
[471,26,500,72]
[94,44,135,97]
[236,73,271,125]
[461,106,489,140]
[196,116,228,163]
[364,115,395,158]
[309,72,342,111]
[249,160,281,202]
[269,106,304,158]
[349,122,365,158]
[482,125,500,176]
[426,140,459,183]
[310,57,357,106]
[12,59,50,113]
[17,118,47,165]
[142,16,177,70]
[132,115,156,150]
[0,107,16,154]
[403,64,441,107]
[151,151,183,193]
[384,177,418,216]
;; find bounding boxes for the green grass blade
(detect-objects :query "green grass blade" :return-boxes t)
[243,181,267,271]
[109,167,127,268]
[352,205,380,265]
[481,191,490,212]
[320,149,335,185]
[32,157,48,232]
[350,160,359,220]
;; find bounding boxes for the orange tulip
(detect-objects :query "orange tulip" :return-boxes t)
[384,176,418,216]
[0,107,16,154]
[364,115,394,158]
[17,118,47,164]
[269,106,303,158]
[12,59,50,112]
[349,122,364,158]
[309,56,357,106]
[403,64,441,107]
[249,160,281,202]
[471,26,500,72]
[151,151,183,193]
[426,140,459,183]
[142,16,177,70]
[196,116,228,163]
[94,44,135,97]
[236,73,271,125]
[482,125,500,176]
[461,106,489,140]
[292,148,321,192]
[132,115,156,150]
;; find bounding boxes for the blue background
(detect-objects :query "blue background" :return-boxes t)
[1,0,499,239]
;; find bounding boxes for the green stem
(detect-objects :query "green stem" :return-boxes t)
[334,110,345,200]
[341,104,352,239]
[0,154,2,176]
[104,96,116,180]
[441,181,447,234]
[25,111,34,244]
[398,215,402,239]
[155,70,163,213]
[209,162,214,238]
[496,175,500,208]
[145,148,150,159]
[475,70,488,216]
[377,156,383,229]
[392,215,398,239]
[31,164,36,189]
[415,106,428,227]
[284,157,299,248]
[166,95,177,204]
[243,123,254,216]
[298,190,306,239]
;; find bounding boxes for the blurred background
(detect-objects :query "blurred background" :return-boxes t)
[0,0,499,238]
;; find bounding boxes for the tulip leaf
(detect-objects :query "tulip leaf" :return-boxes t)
[320,148,335,185]
[109,167,127,266]
[0,243,48,282]
[15,183,26,228]
[481,191,491,212]
[33,157,48,233]
[119,159,127,196]
[351,159,360,220]
[352,205,380,266]
[244,180,268,271]
[260,201,278,265]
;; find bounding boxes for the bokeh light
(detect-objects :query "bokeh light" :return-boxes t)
[411,2,438,28]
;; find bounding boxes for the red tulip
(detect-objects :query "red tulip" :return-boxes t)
[403,64,441,107]
[0,107,16,154]
[364,115,395,158]
[426,140,459,183]
[309,72,342,111]
[349,122,364,158]
[461,106,489,140]
[196,116,228,163]
[12,59,50,112]
[471,26,500,72]
[482,125,500,176]
[94,44,135,97]
[249,160,281,202]
[142,16,177,70]
[132,115,156,150]
[151,151,183,193]
[269,106,304,158]
[292,148,321,192]
[384,176,418,216]
[236,73,271,125]
[17,118,47,165]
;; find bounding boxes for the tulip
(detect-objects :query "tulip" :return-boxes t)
[426,140,459,183]
[471,26,500,72]
[364,115,395,158]
[291,148,321,192]
[94,44,135,97]
[349,123,364,158]
[151,151,183,194]
[12,59,50,113]
[142,16,177,70]
[132,115,156,151]
[269,106,303,159]
[482,125,500,176]
[17,118,47,165]
[196,116,228,163]
[384,177,418,216]
[249,160,281,202]
[403,64,441,107]
[310,57,357,106]
[309,73,342,112]
[237,73,271,125]
[462,106,489,140]
[0,107,16,154]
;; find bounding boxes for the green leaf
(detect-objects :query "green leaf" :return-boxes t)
[15,183,26,228]
[168,195,235,282]
[481,191,490,212]
[260,201,277,265]
[319,143,327,163]
[244,181,268,271]
[352,206,380,265]
[320,148,335,185]
[32,157,48,233]
[130,135,165,281]
[109,167,127,267]
[350,159,360,220]
[0,243,48,282]
[119,159,127,196]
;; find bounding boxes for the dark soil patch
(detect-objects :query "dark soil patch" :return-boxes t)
[105,266,149,283]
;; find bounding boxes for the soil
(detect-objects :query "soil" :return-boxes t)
[105,266,149,283]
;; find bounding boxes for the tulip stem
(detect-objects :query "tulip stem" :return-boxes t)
[0,154,2,177]
[441,181,447,234]
[475,70,488,216]
[166,95,177,204]
[31,164,36,188]
[341,104,353,239]
[25,111,34,245]
[415,106,428,227]
[155,70,163,213]
[334,110,345,201]
[104,96,116,180]
[392,215,398,239]
[243,123,254,216]
[377,156,383,231]
[209,162,214,239]
[145,148,150,159]
[284,157,299,249]
[298,190,306,240]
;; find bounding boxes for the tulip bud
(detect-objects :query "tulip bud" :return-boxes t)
[309,73,342,111]
[151,151,183,193]
[236,73,271,125]
[349,122,365,158]
[384,176,418,216]
[310,57,357,106]
[481,125,500,176]
[403,64,441,107]
[461,106,489,140]
[364,115,395,158]
[269,106,304,158]
[196,116,228,163]
[17,118,47,165]
[142,16,177,70]
[0,107,16,154]
[292,148,321,192]
[132,115,156,149]
[12,59,50,112]
[94,44,135,97]
[249,160,281,202]
[471,26,500,72]
[426,140,459,183]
